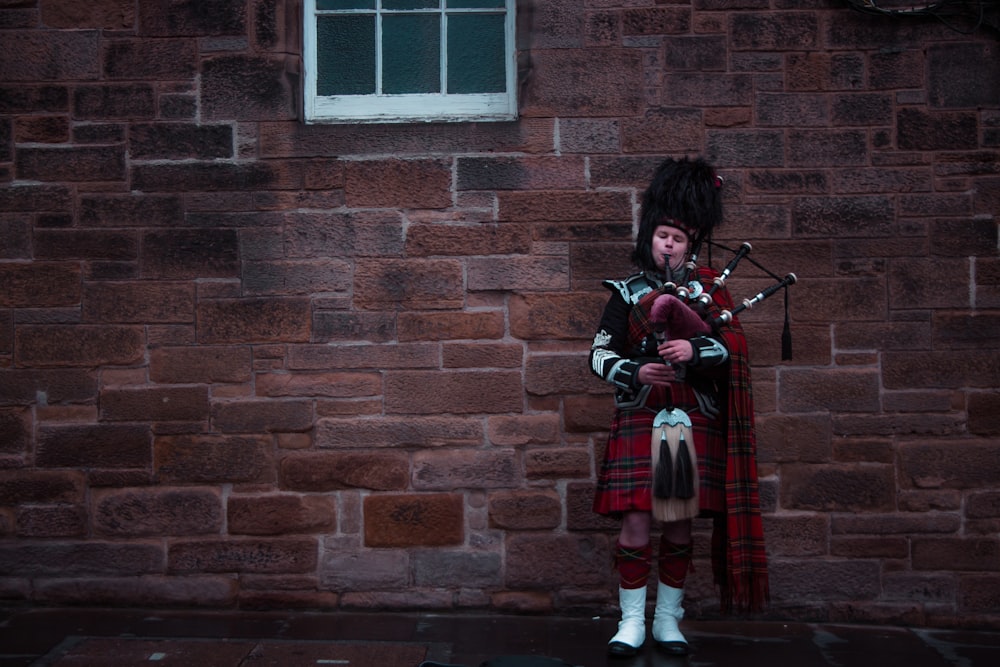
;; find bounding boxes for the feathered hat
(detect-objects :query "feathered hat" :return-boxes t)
[632,156,723,273]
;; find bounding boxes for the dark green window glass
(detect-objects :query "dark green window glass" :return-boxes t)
[383,14,441,94]
[316,15,376,95]
[317,0,374,9]
[384,1,438,9]
[447,1,504,8]
[447,13,505,93]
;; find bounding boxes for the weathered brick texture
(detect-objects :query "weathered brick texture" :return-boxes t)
[1,0,998,628]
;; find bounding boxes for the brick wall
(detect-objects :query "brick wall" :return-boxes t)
[1,0,999,628]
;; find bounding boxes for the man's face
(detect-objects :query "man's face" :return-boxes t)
[651,225,690,273]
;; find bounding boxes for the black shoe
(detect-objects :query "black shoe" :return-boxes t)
[607,640,642,657]
[654,639,689,655]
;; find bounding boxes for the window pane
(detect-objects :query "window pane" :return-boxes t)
[384,1,438,9]
[317,15,376,95]
[447,1,504,8]
[383,14,440,94]
[317,0,375,9]
[447,13,504,94]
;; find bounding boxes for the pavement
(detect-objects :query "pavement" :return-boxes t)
[1,607,999,667]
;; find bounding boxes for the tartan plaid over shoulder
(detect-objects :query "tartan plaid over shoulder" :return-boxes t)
[627,267,770,614]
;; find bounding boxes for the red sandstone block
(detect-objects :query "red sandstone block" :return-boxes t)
[467,256,570,292]
[397,311,505,342]
[509,292,608,341]
[730,12,818,50]
[0,407,30,455]
[384,370,522,415]
[93,487,222,537]
[228,494,335,536]
[288,342,439,370]
[42,0,136,29]
[899,440,1000,490]
[243,259,352,296]
[344,158,451,209]
[520,49,643,117]
[36,424,151,469]
[898,108,979,151]
[505,533,610,588]
[412,550,503,588]
[487,414,560,446]
[959,575,1000,612]
[256,371,380,398]
[72,83,156,120]
[168,537,318,574]
[770,559,881,603]
[443,343,522,369]
[150,346,252,384]
[0,542,163,576]
[778,368,880,413]
[497,190,631,223]
[281,452,409,492]
[79,193,183,227]
[780,463,895,512]
[756,92,829,127]
[0,469,85,507]
[129,122,232,160]
[14,116,69,143]
[314,415,483,449]
[525,447,591,480]
[885,349,1000,390]
[405,223,531,257]
[104,39,197,81]
[706,129,784,168]
[912,537,1000,571]
[198,297,311,344]
[526,353,603,397]
[353,259,464,310]
[201,54,298,121]
[363,493,463,547]
[211,399,312,433]
[131,161,293,193]
[0,263,80,308]
[283,210,404,258]
[313,311,396,343]
[100,386,209,422]
[141,228,238,279]
[764,515,829,557]
[830,536,909,559]
[83,282,194,323]
[566,482,623,532]
[0,369,98,405]
[412,449,519,490]
[35,574,237,607]
[0,31,100,82]
[155,434,273,484]
[15,504,87,537]
[622,107,703,153]
[563,395,613,433]
[488,490,561,530]
[834,319,931,352]
[456,156,586,191]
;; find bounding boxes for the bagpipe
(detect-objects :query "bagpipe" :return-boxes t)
[650,238,797,358]
[647,237,796,524]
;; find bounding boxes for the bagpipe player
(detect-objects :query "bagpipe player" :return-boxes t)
[588,157,769,657]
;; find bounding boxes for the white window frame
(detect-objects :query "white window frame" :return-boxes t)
[303,0,518,124]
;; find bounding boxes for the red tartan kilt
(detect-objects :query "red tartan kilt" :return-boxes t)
[593,383,726,518]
